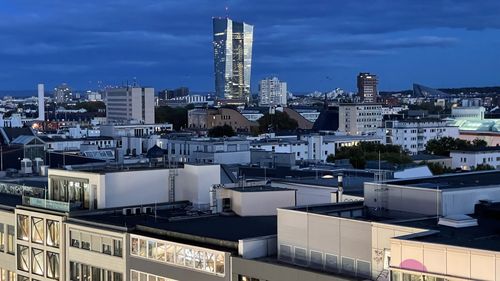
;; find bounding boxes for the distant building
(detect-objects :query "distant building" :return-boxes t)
[188,108,258,132]
[338,103,383,135]
[385,119,459,155]
[258,77,287,106]
[105,86,155,124]
[357,72,378,103]
[213,17,254,102]
[450,146,500,170]
[158,87,189,100]
[53,83,73,103]
[451,106,485,120]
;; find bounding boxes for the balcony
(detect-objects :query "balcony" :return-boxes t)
[22,196,81,212]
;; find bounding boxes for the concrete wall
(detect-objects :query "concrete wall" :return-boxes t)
[231,257,355,281]
[272,182,338,206]
[230,189,296,216]
[277,209,372,277]
[104,169,170,208]
[391,238,500,281]
[238,235,277,259]
[365,183,441,216]
[176,164,221,207]
[442,186,500,216]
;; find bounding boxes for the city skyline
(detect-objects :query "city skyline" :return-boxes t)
[0,1,500,93]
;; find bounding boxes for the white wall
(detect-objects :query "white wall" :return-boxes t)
[104,169,170,208]
[230,190,296,216]
[442,186,500,216]
[175,164,221,207]
[451,151,500,170]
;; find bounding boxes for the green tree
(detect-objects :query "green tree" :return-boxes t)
[474,164,494,171]
[257,111,298,133]
[327,142,412,169]
[155,106,188,130]
[76,101,106,113]
[208,125,235,138]
[426,162,453,175]
[426,137,490,156]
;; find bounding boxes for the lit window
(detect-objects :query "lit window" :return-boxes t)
[31,248,44,276]
[17,245,29,272]
[17,215,29,241]
[46,252,60,280]
[46,220,60,248]
[31,218,44,244]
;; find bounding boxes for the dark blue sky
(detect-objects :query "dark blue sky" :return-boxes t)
[1,0,499,93]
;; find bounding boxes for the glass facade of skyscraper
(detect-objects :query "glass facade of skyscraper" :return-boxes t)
[213,18,253,102]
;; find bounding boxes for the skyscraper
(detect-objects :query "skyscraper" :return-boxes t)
[213,17,253,102]
[357,72,378,103]
[258,77,287,106]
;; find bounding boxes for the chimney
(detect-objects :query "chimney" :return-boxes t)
[37,84,45,121]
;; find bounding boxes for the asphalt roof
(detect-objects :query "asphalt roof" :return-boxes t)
[385,170,500,190]
[396,217,500,252]
[0,193,23,208]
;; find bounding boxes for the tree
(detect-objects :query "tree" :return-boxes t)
[426,162,453,175]
[257,111,298,133]
[426,137,490,156]
[75,101,106,113]
[155,106,189,131]
[208,125,235,138]
[474,164,494,171]
[327,142,412,169]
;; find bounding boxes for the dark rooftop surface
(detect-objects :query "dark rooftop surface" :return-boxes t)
[73,207,277,243]
[0,178,48,189]
[411,154,451,161]
[230,186,293,193]
[451,146,500,152]
[396,217,500,252]
[0,193,23,208]
[385,170,500,190]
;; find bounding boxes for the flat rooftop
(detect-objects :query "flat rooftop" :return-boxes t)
[395,217,500,252]
[451,146,500,153]
[71,205,277,243]
[229,186,293,193]
[286,202,429,223]
[0,177,48,189]
[385,170,500,190]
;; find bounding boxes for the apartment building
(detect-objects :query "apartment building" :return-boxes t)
[450,146,500,170]
[385,119,459,155]
[338,103,382,135]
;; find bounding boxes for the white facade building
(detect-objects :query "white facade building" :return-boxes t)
[106,87,155,124]
[450,147,500,170]
[258,77,287,107]
[451,106,485,120]
[385,119,459,155]
[338,103,383,135]
[157,137,251,165]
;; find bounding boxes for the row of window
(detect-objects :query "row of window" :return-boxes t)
[70,229,122,257]
[17,245,59,280]
[69,261,122,281]
[130,270,177,281]
[0,267,16,281]
[17,215,60,248]
[278,244,370,278]
[0,224,15,254]
[391,271,447,281]
[130,236,225,276]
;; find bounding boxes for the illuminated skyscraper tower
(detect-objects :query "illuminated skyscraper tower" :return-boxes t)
[213,17,253,102]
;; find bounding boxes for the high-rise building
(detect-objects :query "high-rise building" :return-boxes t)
[213,17,253,102]
[37,84,45,121]
[258,77,287,106]
[105,86,155,124]
[53,83,73,103]
[357,72,378,103]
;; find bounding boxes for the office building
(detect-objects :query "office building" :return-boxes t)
[37,84,45,121]
[158,87,189,100]
[213,17,253,102]
[258,77,287,106]
[338,103,383,135]
[451,106,485,120]
[357,73,378,103]
[106,87,155,124]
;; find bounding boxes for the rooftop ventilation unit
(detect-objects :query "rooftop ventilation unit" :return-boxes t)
[438,214,478,228]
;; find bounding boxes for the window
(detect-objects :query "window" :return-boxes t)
[0,224,4,252]
[139,239,147,257]
[46,252,60,280]
[17,245,29,272]
[46,220,60,248]
[17,215,29,241]
[7,226,14,254]
[17,275,28,281]
[113,239,122,257]
[131,237,139,255]
[31,217,44,244]
[147,240,156,259]
[81,233,91,250]
[215,254,224,274]
[70,230,80,248]
[102,238,112,255]
[325,254,338,272]
[31,248,44,276]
